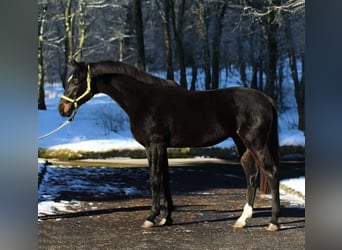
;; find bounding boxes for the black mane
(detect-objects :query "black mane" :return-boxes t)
[89,61,180,88]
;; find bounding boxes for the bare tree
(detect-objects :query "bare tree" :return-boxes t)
[169,0,187,88]
[211,1,227,89]
[61,0,87,86]
[238,0,305,100]
[193,0,211,90]
[156,0,174,80]
[264,0,279,100]
[38,4,47,110]
[134,0,146,70]
[248,25,265,91]
[63,0,73,87]
[76,0,85,59]
[284,14,305,131]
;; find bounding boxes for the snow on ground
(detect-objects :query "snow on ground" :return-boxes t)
[281,176,305,196]
[38,200,81,217]
[38,69,305,217]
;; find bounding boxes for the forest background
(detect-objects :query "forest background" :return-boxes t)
[37,0,305,131]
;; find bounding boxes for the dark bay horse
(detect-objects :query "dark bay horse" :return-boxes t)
[59,60,280,231]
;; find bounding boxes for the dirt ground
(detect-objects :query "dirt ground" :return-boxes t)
[38,159,305,250]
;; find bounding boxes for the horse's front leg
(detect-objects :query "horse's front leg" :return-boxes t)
[159,154,174,226]
[142,142,167,228]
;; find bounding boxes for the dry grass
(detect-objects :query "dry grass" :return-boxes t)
[38,146,304,161]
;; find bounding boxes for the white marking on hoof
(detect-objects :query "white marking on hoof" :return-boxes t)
[159,218,167,226]
[265,223,279,232]
[159,217,173,226]
[141,220,155,229]
[233,203,253,229]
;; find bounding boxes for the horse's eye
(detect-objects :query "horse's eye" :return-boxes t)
[73,78,79,85]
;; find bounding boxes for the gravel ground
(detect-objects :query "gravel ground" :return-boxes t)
[38,159,305,249]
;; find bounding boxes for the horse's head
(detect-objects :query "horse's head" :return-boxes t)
[59,60,94,117]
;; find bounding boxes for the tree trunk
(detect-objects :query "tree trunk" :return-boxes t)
[238,30,247,87]
[169,0,187,88]
[161,0,174,80]
[76,0,85,60]
[196,0,211,90]
[285,17,305,131]
[123,1,135,62]
[190,61,197,90]
[251,64,258,89]
[211,2,227,89]
[258,65,264,91]
[38,6,46,110]
[134,0,146,70]
[298,54,305,131]
[63,0,73,88]
[277,63,284,111]
[264,12,278,100]
[249,31,258,90]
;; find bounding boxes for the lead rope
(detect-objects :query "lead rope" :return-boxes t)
[38,109,77,140]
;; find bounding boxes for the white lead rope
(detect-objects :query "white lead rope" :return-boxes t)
[38,110,77,140]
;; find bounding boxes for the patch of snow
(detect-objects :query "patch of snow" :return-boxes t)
[38,200,81,217]
[281,176,305,196]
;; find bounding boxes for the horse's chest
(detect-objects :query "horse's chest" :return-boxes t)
[129,115,170,145]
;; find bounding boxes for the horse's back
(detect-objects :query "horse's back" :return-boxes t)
[131,86,277,148]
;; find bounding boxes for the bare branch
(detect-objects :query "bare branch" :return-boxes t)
[233,0,304,20]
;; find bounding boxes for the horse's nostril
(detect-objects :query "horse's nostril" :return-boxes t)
[58,101,72,117]
[58,102,65,115]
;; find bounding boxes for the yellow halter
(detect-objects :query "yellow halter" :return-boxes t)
[61,64,92,109]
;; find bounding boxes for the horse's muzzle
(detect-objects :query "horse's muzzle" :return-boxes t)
[58,100,74,117]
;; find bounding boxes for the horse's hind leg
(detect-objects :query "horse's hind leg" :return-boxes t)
[251,146,280,231]
[233,149,258,228]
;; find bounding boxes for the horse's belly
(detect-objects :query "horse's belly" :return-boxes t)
[169,126,230,147]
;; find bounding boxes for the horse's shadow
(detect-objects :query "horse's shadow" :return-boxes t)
[38,205,151,221]
[39,204,305,231]
[171,205,305,230]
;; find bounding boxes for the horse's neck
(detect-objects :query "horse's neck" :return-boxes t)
[96,75,147,116]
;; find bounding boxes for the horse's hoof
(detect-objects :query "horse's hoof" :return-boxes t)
[141,220,155,229]
[159,218,173,226]
[232,221,246,229]
[265,223,279,231]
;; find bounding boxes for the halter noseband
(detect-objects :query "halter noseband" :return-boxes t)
[61,64,92,109]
